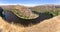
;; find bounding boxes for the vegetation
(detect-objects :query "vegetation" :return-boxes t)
[0,5,60,23]
[3,8,38,19]
[0,5,60,32]
[30,5,60,17]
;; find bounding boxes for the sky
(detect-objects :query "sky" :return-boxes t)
[0,0,60,6]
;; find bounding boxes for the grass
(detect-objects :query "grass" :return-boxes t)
[25,15,60,32]
[0,17,25,32]
[3,9,38,19]
[0,13,60,32]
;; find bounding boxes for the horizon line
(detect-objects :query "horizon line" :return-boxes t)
[0,4,60,7]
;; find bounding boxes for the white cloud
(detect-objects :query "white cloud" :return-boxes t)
[0,3,60,7]
[0,3,40,7]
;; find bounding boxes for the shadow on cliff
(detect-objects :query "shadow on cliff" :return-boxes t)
[0,7,53,27]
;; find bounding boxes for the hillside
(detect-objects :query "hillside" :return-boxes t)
[0,15,60,32]
[30,5,60,12]
[0,17,25,32]
[30,5,60,16]
[0,5,38,19]
[25,15,60,32]
[0,5,60,32]
[1,5,60,19]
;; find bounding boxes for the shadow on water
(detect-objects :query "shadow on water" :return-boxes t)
[0,7,3,17]
[0,7,53,27]
[4,11,53,27]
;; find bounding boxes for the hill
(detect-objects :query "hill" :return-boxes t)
[0,17,25,32]
[0,5,38,19]
[30,4,60,16]
[0,4,60,32]
[0,15,60,32]
[25,15,60,32]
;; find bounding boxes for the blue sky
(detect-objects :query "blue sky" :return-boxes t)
[0,0,60,6]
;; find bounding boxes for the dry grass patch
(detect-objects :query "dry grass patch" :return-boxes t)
[0,17,25,32]
[25,15,60,32]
